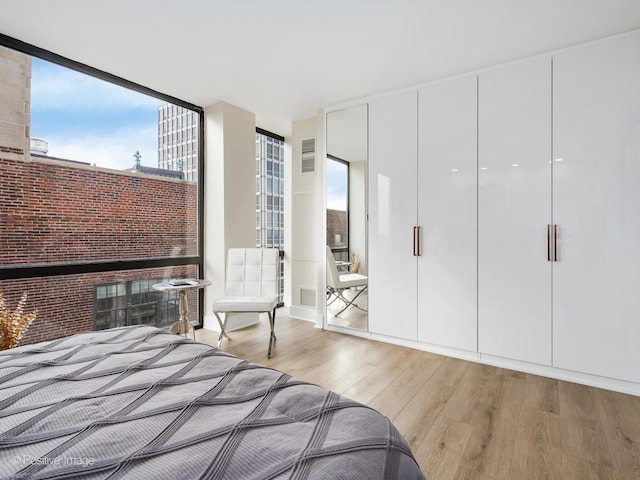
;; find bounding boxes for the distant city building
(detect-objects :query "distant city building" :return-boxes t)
[255,132,285,249]
[156,108,284,248]
[125,162,184,180]
[158,104,199,181]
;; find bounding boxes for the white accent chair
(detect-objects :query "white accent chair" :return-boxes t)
[213,248,280,358]
[326,246,368,316]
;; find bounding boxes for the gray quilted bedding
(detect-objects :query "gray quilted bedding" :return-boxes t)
[0,326,425,479]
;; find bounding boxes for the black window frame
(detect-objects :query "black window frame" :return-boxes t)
[326,154,350,261]
[0,33,206,327]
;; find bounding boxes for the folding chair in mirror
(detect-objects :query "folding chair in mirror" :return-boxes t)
[326,246,368,316]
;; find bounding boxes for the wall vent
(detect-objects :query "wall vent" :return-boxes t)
[300,287,316,307]
[301,138,315,173]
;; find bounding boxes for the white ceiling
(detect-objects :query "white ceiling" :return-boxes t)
[1,0,640,135]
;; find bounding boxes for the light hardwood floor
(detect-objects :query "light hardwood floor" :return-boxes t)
[196,310,640,480]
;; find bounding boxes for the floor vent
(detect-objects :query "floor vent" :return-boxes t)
[300,287,316,307]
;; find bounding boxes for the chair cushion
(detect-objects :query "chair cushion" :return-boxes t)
[213,296,278,313]
[337,273,368,289]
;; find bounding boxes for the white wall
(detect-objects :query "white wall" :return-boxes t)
[287,112,325,324]
[203,101,257,330]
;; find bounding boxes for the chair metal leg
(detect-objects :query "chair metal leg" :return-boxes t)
[267,308,277,358]
[334,286,368,316]
[326,287,341,306]
[214,312,231,349]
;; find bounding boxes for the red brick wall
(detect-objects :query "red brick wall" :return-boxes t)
[1,157,197,263]
[0,265,199,345]
[326,208,347,248]
[0,156,200,345]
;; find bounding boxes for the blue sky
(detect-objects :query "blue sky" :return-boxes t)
[326,158,347,211]
[31,56,349,210]
[30,58,164,170]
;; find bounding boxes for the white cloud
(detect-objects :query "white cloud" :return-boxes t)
[46,125,159,171]
[326,186,347,211]
[32,59,162,111]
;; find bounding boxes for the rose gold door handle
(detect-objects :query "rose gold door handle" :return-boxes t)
[554,224,558,262]
[547,225,551,261]
[412,226,423,256]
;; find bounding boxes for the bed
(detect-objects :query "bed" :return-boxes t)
[0,325,425,479]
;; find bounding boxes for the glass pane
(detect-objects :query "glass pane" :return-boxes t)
[326,158,349,251]
[0,54,200,267]
[0,265,200,346]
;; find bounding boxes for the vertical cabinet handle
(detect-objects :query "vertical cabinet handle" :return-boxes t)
[412,226,422,256]
[554,224,558,262]
[417,226,422,256]
[547,225,551,261]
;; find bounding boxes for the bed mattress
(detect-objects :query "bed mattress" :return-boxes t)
[0,325,425,479]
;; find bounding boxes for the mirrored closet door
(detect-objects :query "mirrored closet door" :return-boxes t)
[325,104,368,331]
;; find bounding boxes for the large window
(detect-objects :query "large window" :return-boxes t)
[0,38,204,346]
[256,130,285,250]
[256,129,285,303]
[95,278,185,330]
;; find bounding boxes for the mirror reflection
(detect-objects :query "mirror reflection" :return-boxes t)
[325,104,368,331]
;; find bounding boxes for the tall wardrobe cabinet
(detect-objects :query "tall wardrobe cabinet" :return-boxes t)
[553,32,640,384]
[478,57,553,366]
[368,77,478,352]
[368,90,418,341]
[362,30,640,389]
[417,76,478,352]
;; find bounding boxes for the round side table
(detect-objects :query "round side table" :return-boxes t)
[152,279,211,340]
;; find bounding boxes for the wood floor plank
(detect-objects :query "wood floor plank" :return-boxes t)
[367,351,444,421]
[460,407,520,480]
[441,362,500,426]
[558,381,614,470]
[196,311,640,479]
[341,346,425,404]
[508,407,562,480]
[561,453,616,480]
[453,465,496,480]
[413,415,474,480]
[393,356,469,450]
[296,336,396,394]
[596,389,640,478]
[524,373,560,414]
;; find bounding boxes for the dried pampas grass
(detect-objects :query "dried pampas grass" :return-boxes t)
[0,291,37,351]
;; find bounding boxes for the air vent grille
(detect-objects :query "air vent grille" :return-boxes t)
[301,138,315,173]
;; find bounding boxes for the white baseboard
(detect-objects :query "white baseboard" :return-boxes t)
[288,305,320,324]
[330,327,640,397]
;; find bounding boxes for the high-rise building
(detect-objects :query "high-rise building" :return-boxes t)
[255,132,285,250]
[157,106,285,249]
[157,103,199,181]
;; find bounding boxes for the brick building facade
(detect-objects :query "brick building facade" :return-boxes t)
[326,208,347,249]
[0,157,197,264]
[0,156,198,345]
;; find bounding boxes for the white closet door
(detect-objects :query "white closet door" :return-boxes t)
[553,32,640,383]
[417,76,477,351]
[368,90,418,340]
[478,57,552,365]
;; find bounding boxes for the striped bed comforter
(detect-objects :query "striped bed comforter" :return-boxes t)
[0,325,424,479]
